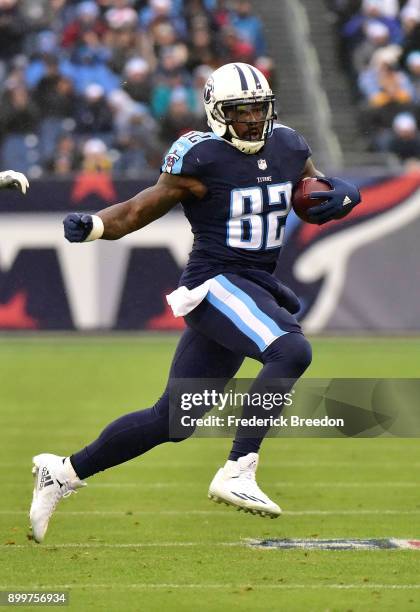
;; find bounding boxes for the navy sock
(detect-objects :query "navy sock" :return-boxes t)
[228,333,312,461]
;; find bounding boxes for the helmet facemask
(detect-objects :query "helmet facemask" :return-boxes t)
[218,98,276,154]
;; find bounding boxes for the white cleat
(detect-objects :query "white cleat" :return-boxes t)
[208,453,281,518]
[29,453,86,543]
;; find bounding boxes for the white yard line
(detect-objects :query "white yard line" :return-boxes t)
[89,482,419,488]
[1,509,420,516]
[1,583,420,590]
[2,461,419,469]
[3,481,419,488]
[0,542,237,549]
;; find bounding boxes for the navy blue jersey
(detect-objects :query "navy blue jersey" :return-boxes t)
[161,125,311,288]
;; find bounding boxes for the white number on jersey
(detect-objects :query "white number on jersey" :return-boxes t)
[227,182,292,250]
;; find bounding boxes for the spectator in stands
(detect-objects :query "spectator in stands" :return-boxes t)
[2,55,28,94]
[151,46,195,117]
[122,57,152,105]
[400,3,420,67]
[388,111,420,163]
[187,22,219,70]
[231,0,267,57]
[122,102,159,146]
[20,0,73,39]
[107,88,138,141]
[219,25,255,64]
[105,2,138,33]
[358,47,415,110]
[25,30,61,89]
[0,0,273,176]
[0,0,26,63]
[61,45,119,94]
[1,83,40,136]
[77,27,112,65]
[0,83,41,173]
[405,51,420,106]
[61,1,106,49]
[401,0,420,20]
[150,20,180,59]
[75,83,113,139]
[139,0,187,39]
[363,0,399,19]
[325,0,420,158]
[183,0,217,36]
[47,133,81,175]
[342,0,402,67]
[81,137,112,172]
[113,102,161,175]
[352,20,392,74]
[230,0,266,57]
[34,61,78,163]
[212,0,231,29]
[359,47,418,150]
[34,58,77,119]
[159,86,205,144]
[361,0,399,22]
[105,8,154,76]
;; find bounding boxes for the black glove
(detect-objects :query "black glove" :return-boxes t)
[307,177,361,225]
[63,213,93,243]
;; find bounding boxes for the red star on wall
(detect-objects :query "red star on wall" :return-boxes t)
[0,292,38,329]
[71,172,117,204]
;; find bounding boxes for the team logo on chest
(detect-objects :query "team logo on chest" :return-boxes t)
[258,159,267,170]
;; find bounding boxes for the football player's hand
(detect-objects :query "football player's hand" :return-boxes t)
[63,213,93,242]
[307,177,361,225]
[0,170,29,194]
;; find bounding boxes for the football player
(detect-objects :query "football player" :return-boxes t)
[29,63,361,542]
[0,170,29,194]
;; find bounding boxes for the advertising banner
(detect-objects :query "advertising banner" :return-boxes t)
[0,172,419,331]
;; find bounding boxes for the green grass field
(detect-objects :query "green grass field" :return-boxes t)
[1,336,420,611]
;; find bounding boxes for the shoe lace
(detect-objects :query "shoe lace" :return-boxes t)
[62,489,77,499]
[48,481,82,514]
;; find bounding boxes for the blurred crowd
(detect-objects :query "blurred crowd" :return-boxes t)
[327,0,420,166]
[0,0,272,177]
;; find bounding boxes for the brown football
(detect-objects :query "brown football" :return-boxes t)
[292,177,332,224]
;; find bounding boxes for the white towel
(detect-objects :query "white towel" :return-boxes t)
[166,280,212,317]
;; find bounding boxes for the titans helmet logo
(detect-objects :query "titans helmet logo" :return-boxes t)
[204,77,214,104]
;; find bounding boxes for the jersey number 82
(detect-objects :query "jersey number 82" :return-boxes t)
[227,182,292,251]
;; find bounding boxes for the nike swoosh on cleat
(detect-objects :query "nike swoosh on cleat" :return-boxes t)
[56,479,64,488]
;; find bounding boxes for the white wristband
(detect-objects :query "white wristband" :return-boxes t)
[84,215,104,242]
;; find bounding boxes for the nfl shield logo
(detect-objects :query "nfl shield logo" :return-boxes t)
[258,159,267,170]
